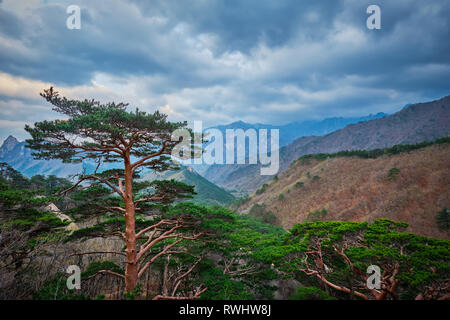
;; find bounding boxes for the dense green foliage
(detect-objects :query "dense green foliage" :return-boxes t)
[54,197,285,300]
[0,163,69,234]
[2,161,449,300]
[289,286,336,300]
[263,219,450,300]
[32,273,87,300]
[0,164,73,299]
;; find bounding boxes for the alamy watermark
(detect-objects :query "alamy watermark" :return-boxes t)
[64,4,380,31]
[66,265,81,290]
[66,5,81,30]
[366,265,381,289]
[366,5,381,30]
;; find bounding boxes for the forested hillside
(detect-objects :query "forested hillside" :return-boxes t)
[236,138,450,239]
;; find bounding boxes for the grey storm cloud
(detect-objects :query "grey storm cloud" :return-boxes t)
[0,0,449,143]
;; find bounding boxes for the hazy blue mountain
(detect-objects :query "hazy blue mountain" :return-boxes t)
[190,112,388,175]
[0,112,389,179]
[207,112,388,148]
[0,136,82,178]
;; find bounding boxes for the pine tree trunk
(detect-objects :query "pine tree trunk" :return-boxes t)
[162,256,170,296]
[124,156,138,294]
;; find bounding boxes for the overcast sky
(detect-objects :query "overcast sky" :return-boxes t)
[0,0,449,143]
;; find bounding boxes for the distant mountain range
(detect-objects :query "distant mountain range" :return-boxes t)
[0,110,389,178]
[203,95,450,194]
[0,136,82,177]
[0,137,235,206]
[208,112,388,149]
[191,112,388,175]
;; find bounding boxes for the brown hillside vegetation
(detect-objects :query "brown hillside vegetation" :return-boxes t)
[237,142,450,239]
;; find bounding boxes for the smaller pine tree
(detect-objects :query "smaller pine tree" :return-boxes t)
[436,208,449,231]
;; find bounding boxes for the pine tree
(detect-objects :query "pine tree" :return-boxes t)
[25,87,201,294]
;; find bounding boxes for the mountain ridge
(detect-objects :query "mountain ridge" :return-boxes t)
[203,95,450,194]
[206,112,389,149]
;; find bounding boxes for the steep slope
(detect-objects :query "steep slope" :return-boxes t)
[237,140,450,239]
[204,95,450,194]
[143,166,235,206]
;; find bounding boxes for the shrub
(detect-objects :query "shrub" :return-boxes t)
[123,284,142,300]
[387,167,400,181]
[307,208,328,222]
[255,184,269,195]
[294,181,304,188]
[277,219,450,300]
[32,273,87,300]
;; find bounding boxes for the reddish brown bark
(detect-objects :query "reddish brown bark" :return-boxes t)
[124,155,138,293]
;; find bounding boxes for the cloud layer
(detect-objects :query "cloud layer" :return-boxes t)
[0,0,449,142]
